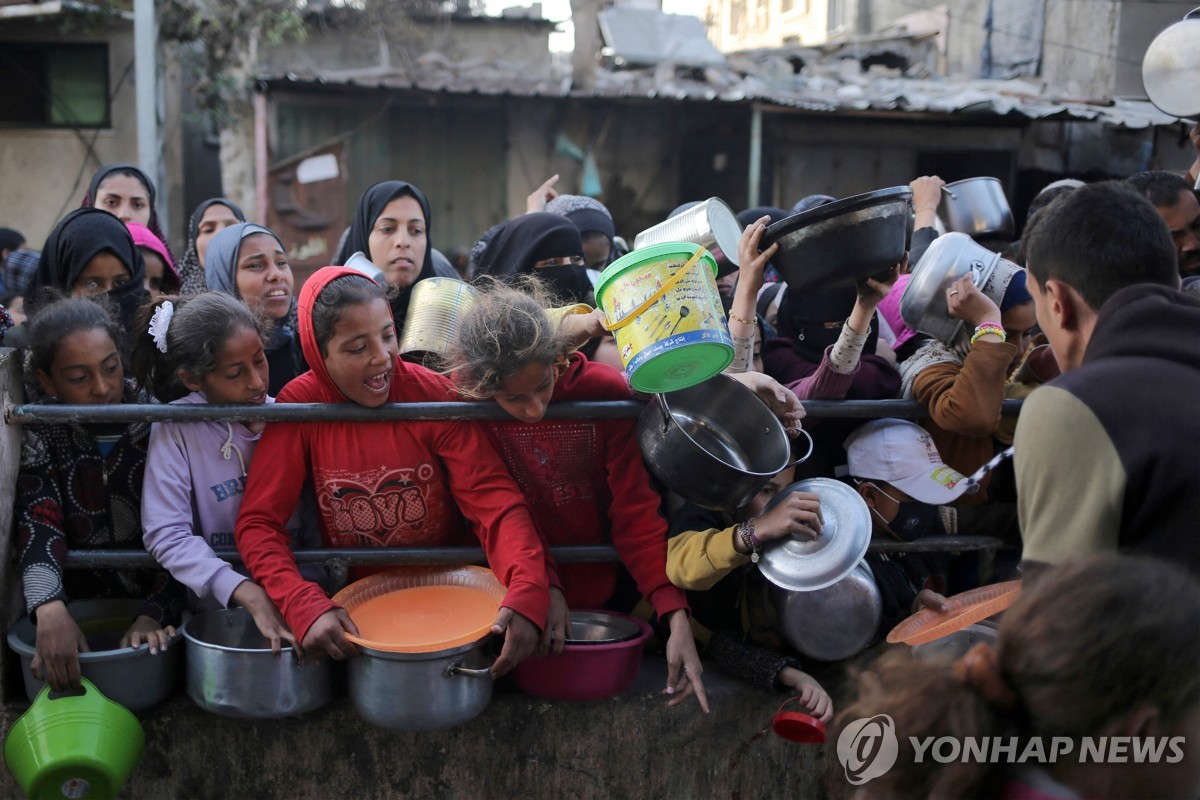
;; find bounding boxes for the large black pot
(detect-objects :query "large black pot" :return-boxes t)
[761,187,912,291]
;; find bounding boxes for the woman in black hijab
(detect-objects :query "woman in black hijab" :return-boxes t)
[81,164,174,265]
[474,212,591,303]
[177,197,246,295]
[335,180,446,324]
[32,208,148,335]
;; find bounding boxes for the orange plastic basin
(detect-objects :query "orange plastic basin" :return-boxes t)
[333,566,506,653]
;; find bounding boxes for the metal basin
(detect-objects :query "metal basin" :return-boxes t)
[769,561,881,662]
[565,610,641,644]
[182,608,335,718]
[636,373,801,511]
[349,637,493,731]
[7,599,181,711]
[761,187,912,292]
[937,177,1014,240]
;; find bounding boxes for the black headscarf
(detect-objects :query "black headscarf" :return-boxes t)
[335,181,436,323]
[178,197,246,295]
[34,208,148,332]
[81,164,175,266]
[776,284,878,364]
[475,212,590,302]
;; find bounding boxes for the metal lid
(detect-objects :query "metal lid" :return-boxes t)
[564,611,642,645]
[757,477,871,592]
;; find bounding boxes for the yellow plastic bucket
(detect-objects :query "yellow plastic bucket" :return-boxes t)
[595,242,733,393]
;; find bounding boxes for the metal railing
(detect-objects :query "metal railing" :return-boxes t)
[9,397,1022,585]
[6,398,1025,424]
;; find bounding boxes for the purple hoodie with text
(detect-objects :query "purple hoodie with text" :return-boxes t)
[141,392,318,612]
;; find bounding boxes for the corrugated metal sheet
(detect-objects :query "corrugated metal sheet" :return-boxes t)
[260,59,1177,130]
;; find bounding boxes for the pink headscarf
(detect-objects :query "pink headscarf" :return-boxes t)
[126,221,180,293]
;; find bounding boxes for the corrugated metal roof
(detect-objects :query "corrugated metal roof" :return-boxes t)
[260,55,1178,130]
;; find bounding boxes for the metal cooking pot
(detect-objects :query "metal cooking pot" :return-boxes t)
[769,561,881,662]
[636,374,813,512]
[634,197,743,277]
[349,636,493,731]
[937,178,1014,240]
[900,232,1001,345]
[182,608,334,718]
[1142,9,1200,120]
[7,599,181,711]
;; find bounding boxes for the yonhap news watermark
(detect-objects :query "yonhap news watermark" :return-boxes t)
[836,715,1187,786]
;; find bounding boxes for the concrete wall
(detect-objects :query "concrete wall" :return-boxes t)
[705,0,831,50]
[0,17,139,249]
[258,15,554,81]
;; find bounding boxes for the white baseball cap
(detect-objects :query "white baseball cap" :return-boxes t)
[842,419,976,505]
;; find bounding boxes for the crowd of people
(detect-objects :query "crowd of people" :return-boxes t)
[1,128,1198,797]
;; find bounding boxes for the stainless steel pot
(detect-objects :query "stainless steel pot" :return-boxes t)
[769,560,881,661]
[182,608,335,718]
[1142,9,1200,120]
[7,598,182,711]
[349,636,493,731]
[937,178,1014,240]
[636,373,813,512]
[634,197,743,277]
[900,232,1001,345]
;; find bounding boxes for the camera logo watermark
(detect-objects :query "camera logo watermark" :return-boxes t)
[836,716,1186,786]
[836,715,899,786]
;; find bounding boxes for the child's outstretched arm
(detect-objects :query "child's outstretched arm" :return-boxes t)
[15,429,88,691]
[235,421,336,650]
[727,216,778,373]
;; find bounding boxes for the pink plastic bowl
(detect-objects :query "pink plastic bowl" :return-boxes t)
[510,612,652,701]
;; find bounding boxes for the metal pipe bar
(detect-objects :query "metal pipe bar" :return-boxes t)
[62,539,1007,569]
[63,545,622,569]
[9,399,1024,425]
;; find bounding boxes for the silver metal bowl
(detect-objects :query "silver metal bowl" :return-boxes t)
[911,620,1000,662]
[182,608,335,718]
[564,611,642,645]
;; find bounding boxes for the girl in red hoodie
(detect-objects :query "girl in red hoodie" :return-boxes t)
[235,267,549,675]
[447,279,710,712]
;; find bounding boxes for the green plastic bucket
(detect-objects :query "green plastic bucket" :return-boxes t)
[4,679,145,800]
[595,242,733,393]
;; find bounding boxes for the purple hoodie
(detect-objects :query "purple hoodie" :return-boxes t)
[141,392,316,611]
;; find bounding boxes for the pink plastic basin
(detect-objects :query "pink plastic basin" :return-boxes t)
[510,612,652,702]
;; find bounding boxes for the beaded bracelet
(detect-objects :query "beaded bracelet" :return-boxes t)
[970,322,1007,346]
[728,312,758,325]
[737,519,762,563]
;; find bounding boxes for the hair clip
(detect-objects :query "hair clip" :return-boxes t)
[148,300,174,354]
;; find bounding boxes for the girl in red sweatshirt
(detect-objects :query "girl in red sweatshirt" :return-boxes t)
[235,267,549,675]
[447,278,709,712]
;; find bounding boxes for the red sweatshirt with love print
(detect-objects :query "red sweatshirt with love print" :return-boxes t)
[235,267,549,642]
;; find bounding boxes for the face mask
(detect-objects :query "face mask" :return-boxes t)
[865,483,942,542]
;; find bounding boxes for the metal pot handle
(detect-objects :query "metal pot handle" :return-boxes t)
[445,663,494,680]
[787,428,815,468]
